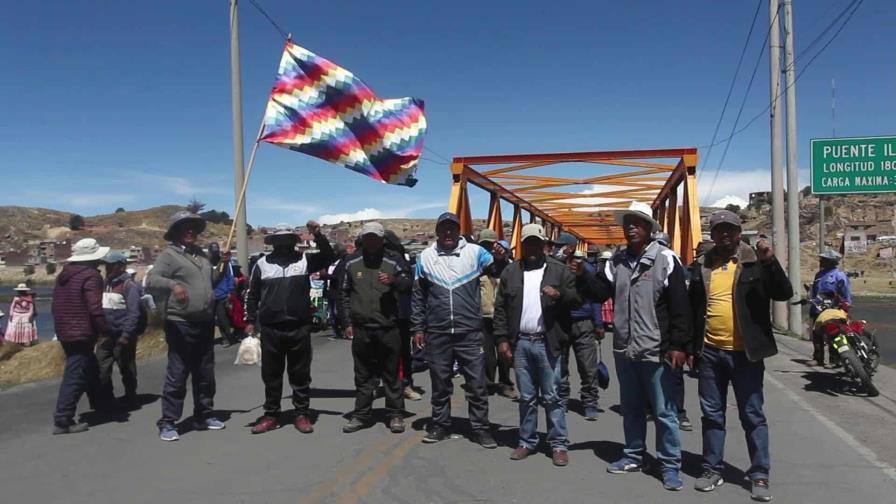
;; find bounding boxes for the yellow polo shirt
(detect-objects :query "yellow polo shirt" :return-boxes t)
[704,258,742,351]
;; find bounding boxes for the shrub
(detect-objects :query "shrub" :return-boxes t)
[45,262,57,275]
[68,214,85,230]
[23,265,35,276]
[115,207,126,213]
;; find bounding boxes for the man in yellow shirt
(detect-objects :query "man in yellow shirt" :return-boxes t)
[688,211,793,502]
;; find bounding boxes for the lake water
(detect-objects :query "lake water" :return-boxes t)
[0,284,55,342]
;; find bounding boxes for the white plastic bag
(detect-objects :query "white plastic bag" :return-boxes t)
[234,335,261,366]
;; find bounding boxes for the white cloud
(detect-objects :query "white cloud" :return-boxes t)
[22,191,137,208]
[709,195,749,208]
[318,208,394,224]
[127,171,228,196]
[697,169,808,206]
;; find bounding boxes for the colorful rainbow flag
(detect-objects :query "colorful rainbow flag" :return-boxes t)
[260,42,427,187]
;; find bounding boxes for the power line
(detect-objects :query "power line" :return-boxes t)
[787,0,860,71]
[246,0,290,40]
[700,0,763,181]
[423,146,451,163]
[699,0,865,153]
[702,3,779,204]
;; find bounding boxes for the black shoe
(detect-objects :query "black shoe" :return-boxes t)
[472,430,497,449]
[422,426,449,444]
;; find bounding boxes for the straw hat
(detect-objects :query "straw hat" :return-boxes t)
[613,201,661,232]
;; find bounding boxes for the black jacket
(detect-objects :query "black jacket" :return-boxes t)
[340,248,412,329]
[688,242,793,362]
[493,257,582,357]
[244,233,334,327]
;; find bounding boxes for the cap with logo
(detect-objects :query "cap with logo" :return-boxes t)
[521,223,547,242]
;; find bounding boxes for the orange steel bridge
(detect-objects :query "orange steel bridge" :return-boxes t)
[447,147,702,264]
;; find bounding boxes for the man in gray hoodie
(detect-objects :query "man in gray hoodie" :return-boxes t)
[146,212,226,442]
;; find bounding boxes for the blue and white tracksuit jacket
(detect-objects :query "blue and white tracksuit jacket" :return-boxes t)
[411,238,494,335]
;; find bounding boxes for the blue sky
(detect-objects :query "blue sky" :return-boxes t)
[1,0,892,225]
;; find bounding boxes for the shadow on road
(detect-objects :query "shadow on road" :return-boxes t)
[310,387,356,398]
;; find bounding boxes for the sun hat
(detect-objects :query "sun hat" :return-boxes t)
[361,222,385,237]
[613,201,661,232]
[66,238,111,263]
[709,210,743,230]
[521,223,547,242]
[101,251,129,264]
[164,211,206,242]
[819,249,842,262]
[264,223,298,245]
[599,250,613,260]
[14,283,30,292]
[126,268,137,276]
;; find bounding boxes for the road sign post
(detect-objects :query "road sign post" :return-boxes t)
[811,136,896,194]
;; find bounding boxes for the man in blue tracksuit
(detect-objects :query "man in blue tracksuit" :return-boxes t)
[411,212,507,448]
[559,250,604,421]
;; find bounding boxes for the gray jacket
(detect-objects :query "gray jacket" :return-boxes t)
[593,241,691,362]
[146,245,217,323]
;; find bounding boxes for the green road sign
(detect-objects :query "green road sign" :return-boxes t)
[811,135,896,194]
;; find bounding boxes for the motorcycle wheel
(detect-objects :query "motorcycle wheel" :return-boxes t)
[863,331,881,371]
[842,349,880,397]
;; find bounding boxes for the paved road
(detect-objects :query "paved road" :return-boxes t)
[2,331,895,504]
[849,297,896,368]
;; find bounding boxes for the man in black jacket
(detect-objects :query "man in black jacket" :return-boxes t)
[245,221,334,435]
[494,224,581,467]
[688,210,791,502]
[341,222,413,434]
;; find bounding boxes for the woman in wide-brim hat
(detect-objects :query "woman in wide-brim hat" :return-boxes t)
[5,283,38,345]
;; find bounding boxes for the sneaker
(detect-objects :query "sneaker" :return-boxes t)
[294,415,314,434]
[342,417,369,433]
[193,417,225,431]
[403,386,423,401]
[422,426,449,444]
[751,479,773,502]
[584,406,599,421]
[645,412,655,422]
[807,359,824,367]
[159,425,179,442]
[607,457,643,474]
[678,415,693,431]
[472,430,497,449]
[662,470,684,491]
[389,417,406,434]
[52,423,89,435]
[251,416,279,434]
[695,469,724,492]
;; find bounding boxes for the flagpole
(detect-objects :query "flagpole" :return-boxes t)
[223,120,266,262]
[229,0,249,268]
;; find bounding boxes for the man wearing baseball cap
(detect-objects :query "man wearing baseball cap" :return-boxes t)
[340,222,412,434]
[411,212,507,447]
[588,201,691,491]
[494,223,581,466]
[51,238,110,434]
[688,209,791,501]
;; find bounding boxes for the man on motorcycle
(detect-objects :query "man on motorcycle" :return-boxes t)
[810,250,852,367]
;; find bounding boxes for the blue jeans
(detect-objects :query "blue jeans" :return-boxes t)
[698,345,770,479]
[614,353,681,471]
[514,336,568,450]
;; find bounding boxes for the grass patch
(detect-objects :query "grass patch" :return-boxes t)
[0,327,168,390]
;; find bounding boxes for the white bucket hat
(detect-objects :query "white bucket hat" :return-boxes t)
[613,201,661,233]
[14,283,30,292]
[66,238,111,262]
[264,223,298,244]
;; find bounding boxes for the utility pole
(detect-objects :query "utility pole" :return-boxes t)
[769,0,788,328]
[782,0,801,333]
[819,78,835,254]
[229,0,249,268]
